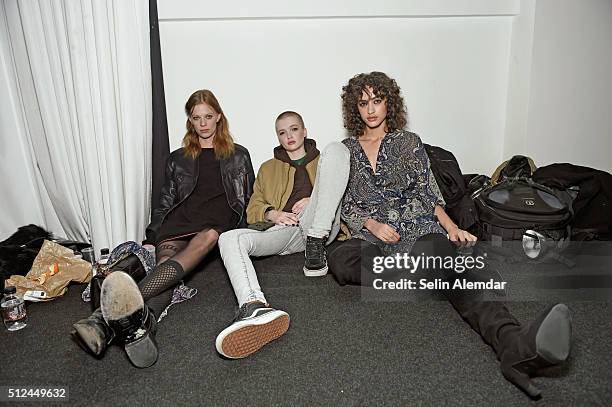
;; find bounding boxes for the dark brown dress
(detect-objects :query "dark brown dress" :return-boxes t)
[156,148,238,243]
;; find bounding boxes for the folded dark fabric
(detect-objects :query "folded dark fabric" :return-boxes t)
[533,163,612,239]
[0,224,52,281]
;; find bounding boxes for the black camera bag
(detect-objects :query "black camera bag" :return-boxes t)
[474,178,572,243]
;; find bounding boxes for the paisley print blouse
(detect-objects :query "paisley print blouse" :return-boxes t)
[341,131,446,254]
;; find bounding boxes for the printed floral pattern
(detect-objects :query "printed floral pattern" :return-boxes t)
[342,131,446,254]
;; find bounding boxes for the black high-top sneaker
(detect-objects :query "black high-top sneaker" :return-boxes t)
[215,301,290,359]
[71,308,116,358]
[100,271,158,368]
[498,303,572,399]
[303,235,328,277]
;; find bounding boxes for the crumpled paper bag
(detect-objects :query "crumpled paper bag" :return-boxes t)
[5,239,92,300]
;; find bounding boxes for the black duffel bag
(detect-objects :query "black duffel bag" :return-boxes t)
[474,178,572,244]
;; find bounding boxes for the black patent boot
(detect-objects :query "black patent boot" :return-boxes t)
[498,303,572,399]
[100,271,159,368]
[71,308,116,357]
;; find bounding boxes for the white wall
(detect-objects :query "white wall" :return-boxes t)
[158,0,519,20]
[2,0,609,239]
[524,0,612,173]
[503,0,536,162]
[159,0,517,175]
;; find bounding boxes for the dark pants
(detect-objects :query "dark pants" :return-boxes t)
[328,233,519,356]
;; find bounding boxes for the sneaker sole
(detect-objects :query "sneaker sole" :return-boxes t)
[216,311,290,359]
[303,264,328,277]
[535,303,572,363]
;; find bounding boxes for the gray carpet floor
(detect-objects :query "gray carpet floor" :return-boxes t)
[1,251,611,406]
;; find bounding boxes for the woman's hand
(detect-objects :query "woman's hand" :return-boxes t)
[365,219,400,243]
[447,225,477,246]
[291,197,310,215]
[434,205,477,246]
[266,209,299,226]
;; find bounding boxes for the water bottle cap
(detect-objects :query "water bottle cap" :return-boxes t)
[4,285,16,294]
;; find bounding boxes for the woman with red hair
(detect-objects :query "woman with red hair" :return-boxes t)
[72,89,254,368]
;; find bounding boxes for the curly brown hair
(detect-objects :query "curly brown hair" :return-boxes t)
[182,89,235,160]
[341,72,407,138]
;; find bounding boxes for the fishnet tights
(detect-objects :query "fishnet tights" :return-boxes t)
[138,260,184,317]
[139,230,218,316]
[138,260,186,301]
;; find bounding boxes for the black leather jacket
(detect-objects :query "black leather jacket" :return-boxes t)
[145,144,255,244]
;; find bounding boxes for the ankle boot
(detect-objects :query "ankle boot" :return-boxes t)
[71,308,115,357]
[498,303,572,399]
[100,271,159,368]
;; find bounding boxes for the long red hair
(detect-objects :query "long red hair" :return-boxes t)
[182,89,235,159]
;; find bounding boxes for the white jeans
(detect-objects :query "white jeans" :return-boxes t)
[218,142,350,306]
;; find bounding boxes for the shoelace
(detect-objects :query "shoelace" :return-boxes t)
[232,302,271,322]
[129,328,147,341]
[306,238,324,260]
[113,307,147,341]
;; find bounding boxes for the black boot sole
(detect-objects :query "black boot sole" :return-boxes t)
[125,330,159,368]
[534,303,572,364]
[502,303,572,399]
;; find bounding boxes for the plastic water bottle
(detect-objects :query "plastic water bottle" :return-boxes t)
[1,286,28,331]
[92,247,111,277]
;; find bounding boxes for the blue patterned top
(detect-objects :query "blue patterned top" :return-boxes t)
[341,131,446,254]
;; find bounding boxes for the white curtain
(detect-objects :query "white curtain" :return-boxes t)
[1,0,151,253]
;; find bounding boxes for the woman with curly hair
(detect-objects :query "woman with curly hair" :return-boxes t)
[340,71,474,253]
[333,71,572,399]
[72,89,255,368]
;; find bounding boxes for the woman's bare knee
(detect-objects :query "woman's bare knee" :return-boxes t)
[156,255,172,264]
[192,229,219,252]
